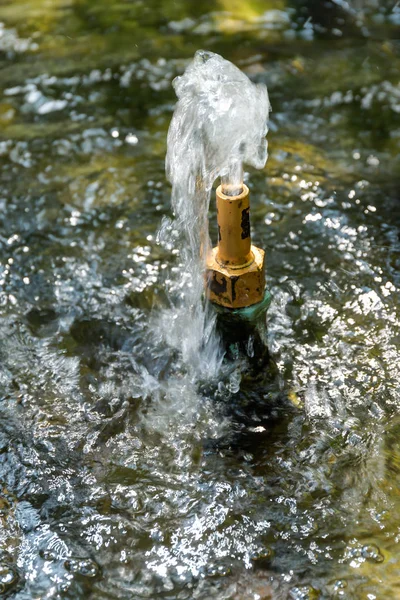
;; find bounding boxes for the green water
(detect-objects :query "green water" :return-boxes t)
[0,0,399,598]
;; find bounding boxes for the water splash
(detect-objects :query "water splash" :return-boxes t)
[166,49,270,250]
[160,50,271,372]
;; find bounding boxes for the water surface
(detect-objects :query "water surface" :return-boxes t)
[0,0,399,598]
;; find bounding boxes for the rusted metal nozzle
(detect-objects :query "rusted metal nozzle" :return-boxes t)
[206,184,266,309]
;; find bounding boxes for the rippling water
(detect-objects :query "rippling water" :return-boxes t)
[0,0,399,598]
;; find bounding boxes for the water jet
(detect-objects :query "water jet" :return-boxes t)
[166,50,271,360]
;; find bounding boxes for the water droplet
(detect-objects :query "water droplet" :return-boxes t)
[125,133,138,145]
[251,547,273,565]
[40,549,58,561]
[333,580,347,591]
[206,564,231,577]
[289,586,320,600]
[361,544,384,563]
[65,558,100,578]
[0,564,18,593]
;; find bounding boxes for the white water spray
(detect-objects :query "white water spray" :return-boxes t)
[160,50,271,375]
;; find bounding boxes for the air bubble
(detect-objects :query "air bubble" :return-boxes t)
[64,558,101,578]
[361,544,384,563]
[0,565,18,593]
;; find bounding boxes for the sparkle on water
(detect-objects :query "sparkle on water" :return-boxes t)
[0,0,399,599]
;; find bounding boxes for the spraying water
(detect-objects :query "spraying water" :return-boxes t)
[159,50,271,375]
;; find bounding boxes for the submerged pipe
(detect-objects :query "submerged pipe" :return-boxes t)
[205,183,266,309]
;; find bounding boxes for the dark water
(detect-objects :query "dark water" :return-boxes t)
[0,0,399,598]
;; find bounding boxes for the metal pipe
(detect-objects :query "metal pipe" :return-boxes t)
[205,184,266,309]
[215,184,253,268]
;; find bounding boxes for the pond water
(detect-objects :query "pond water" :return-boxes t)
[0,0,399,598]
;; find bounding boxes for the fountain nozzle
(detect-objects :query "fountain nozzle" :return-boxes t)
[205,184,266,309]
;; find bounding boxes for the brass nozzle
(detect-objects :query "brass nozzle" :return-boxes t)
[206,184,265,309]
[215,184,253,268]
